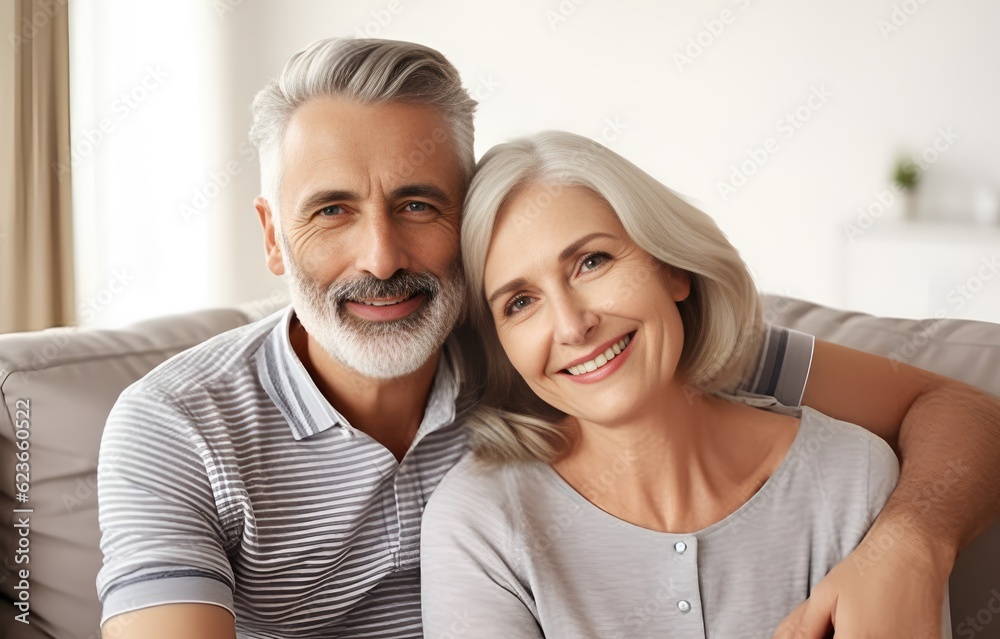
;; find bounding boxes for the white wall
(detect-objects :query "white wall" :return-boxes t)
[70,0,1000,325]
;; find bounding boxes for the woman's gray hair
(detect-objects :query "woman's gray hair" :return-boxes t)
[248,37,477,221]
[461,131,763,464]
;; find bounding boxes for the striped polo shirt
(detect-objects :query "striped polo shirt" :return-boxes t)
[96,308,812,638]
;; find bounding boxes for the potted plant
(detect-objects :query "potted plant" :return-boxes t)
[892,156,921,221]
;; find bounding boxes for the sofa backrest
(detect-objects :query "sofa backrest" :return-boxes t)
[0,309,250,639]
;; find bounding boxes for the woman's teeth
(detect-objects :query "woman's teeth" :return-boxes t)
[566,333,632,376]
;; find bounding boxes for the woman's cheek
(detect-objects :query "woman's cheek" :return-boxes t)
[500,329,540,382]
[615,262,668,311]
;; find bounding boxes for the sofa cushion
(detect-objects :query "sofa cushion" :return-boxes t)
[0,308,249,639]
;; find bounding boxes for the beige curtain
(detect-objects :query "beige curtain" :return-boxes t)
[0,0,74,333]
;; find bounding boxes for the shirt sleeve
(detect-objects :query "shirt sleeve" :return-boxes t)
[739,324,816,407]
[420,468,543,639]
[96,387,236,625]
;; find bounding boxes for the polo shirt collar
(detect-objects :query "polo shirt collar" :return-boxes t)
[256,306,461,442]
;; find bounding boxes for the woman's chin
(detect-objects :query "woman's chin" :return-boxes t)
[556,397,645,430]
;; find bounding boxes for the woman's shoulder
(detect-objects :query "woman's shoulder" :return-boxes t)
[423,451,552,530]
[795,406,899,469]
[735,400,897,470]
[721,401,899,512]
[787,406,900,508]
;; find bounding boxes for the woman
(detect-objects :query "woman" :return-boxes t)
[420,131,899,638]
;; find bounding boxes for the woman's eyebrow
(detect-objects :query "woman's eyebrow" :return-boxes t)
[487,278,528,308]
[558,232,615,262]
[486,232,616,307]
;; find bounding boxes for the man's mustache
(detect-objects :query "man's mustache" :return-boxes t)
[328,271,440,306]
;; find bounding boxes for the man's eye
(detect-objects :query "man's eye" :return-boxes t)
[318,205,344,217]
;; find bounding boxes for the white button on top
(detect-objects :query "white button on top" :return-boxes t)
[677,600,691,613]
[674,541,687,554]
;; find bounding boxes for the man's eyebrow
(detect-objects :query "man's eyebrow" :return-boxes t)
[297,185,453,214]
[391,184,453,207]
[486,232,616,307]
[297,189,359,214]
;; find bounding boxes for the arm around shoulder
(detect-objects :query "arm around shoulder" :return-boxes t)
[802,338,1000,551]
[773,337,997,638]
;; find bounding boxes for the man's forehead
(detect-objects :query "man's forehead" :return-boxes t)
[280,97,465,201]
[283,97,452,157]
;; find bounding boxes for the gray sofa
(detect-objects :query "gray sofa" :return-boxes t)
[0,295,997,638]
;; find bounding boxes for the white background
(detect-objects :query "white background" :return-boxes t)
[67,0,1000,326]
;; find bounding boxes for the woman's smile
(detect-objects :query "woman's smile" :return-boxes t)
[558,331,635,383]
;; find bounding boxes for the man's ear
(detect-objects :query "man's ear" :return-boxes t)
[255,195,285,276]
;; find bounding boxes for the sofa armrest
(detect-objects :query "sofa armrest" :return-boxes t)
[0,307,251,639]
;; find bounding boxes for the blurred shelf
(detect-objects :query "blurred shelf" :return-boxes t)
[851,221,1000,244]
[846,221,1000,324]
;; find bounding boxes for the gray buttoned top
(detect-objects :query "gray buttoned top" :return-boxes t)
[421,406,902,638]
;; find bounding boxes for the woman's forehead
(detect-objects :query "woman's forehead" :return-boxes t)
[483,185,631,287]
[492,184,621,241]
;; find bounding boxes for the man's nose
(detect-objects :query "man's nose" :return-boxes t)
[354,213,409,280]
[551,290,599,346]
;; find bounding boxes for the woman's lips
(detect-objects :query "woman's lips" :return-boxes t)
[559,331,636,384]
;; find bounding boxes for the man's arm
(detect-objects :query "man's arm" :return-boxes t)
[97,388,239,636]
[103,605,236,639]
[777,338,1000,638]
[803,339,1000,555]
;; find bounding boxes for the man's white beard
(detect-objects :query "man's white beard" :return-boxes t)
[280,236,465,380]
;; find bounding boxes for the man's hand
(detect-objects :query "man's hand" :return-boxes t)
[773,521,952,638]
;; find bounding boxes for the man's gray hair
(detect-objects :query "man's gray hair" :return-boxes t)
[249,37,478,218]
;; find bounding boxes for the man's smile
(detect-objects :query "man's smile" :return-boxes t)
[344,292,426,321]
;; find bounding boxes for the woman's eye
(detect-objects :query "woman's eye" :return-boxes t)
[504,295,533,316]
[318,205,344,217]
[580,252,609,273]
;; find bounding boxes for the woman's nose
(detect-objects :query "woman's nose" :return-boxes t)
[551,291,599,345]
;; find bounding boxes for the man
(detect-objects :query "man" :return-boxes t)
[97,38,999,638]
